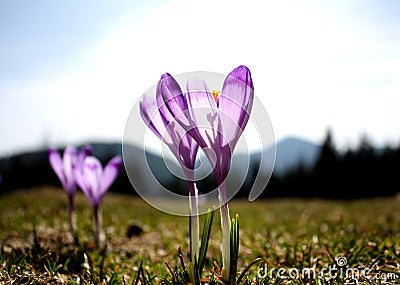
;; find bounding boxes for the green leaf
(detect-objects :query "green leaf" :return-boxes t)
[187,261,195,284]
[187,261,201,285]
[229,214,240,283]
[198,208,214,276]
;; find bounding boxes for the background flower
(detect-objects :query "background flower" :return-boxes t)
[49,145,91,238]
[73,154,122,248]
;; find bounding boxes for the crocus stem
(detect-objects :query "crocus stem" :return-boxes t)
[220,202,231,278]
[188,181,199,263]
[218,182,231,279]
[94,206,104,249]
[68,194,78,243]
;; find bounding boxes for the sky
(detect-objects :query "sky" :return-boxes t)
[1,0,400,156]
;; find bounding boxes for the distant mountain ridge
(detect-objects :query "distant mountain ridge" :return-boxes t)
[273,136,320,175]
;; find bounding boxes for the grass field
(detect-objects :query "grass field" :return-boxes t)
[0,187,399,284]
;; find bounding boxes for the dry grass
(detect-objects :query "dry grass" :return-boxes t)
[0,187,399,284]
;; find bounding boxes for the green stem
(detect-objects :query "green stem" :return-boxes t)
[219,183,231,279]
[188,181,199,263]
[94,206,104,249]
[68,194,78,244]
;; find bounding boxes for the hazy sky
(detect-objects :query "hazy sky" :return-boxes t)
[1,0,400,155]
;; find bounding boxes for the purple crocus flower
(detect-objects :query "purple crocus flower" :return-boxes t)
[160,65,254,277]
[140,73,200,262]
[49,145,92,237]
[73,155,122,248]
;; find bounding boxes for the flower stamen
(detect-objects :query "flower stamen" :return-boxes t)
[212,90,220,104]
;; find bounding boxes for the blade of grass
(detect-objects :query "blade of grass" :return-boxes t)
[194,258,201,285]
[178,247,190,281]
[229,214,239,283]
[369,254,386,268]
[108,272,118,285]
[348,242,366,264]
[236,257,263,284]
[133,260,143,285]
[99,245,108,281]
[198,209,214,276]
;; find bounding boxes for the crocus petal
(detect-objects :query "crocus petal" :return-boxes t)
[99,156,122,199]
[177,137,199,180]
[157,73,182,125]
[156,75,184,150]
[186,77,218,118]
[78,145,92,166]
[186,77,218,135]
[156,76,199,170]
[159,74,205,155]
[218,65,254,150]
[73,146,91,198]
[49,148,66,188]
[184,77,220,166]
[160,74,195,131]
[140,93,165,140]
[73,161,84,194]
[141,92,182,164]
[63,146,78,194]
[185,77,218,147]
[160,73,189,117]
[81,156,103,207]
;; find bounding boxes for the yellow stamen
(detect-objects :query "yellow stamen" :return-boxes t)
[212,90,220,103]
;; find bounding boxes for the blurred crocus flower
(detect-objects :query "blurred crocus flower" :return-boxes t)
[74,155,122,248]
[140,73,200,262]
[49,145,92,237]
[161,65,254,278]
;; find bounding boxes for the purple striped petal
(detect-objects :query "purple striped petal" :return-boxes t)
[99,156,122,198]
[49,147,66,188]
[141,91,181,162]
[161,73,188,116]
[49,146,78,195]
[78,145,92,167]
[160,74,193,129]
[140,93,164,140]
[184,77,220,166]
[63,146,78,193]
[185,77,218,148]
[156,74,179,127]
[73,160,84,195]
[159,73,208,163]
[218,65,254,149]
[156,75,199,170]
[80,156,102,207]
[71,145,92,198]
[141,87,197,169]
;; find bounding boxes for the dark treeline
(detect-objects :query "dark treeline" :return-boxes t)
[0,131,399,199]
[171,129,400,199]
[257,130,400,199]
